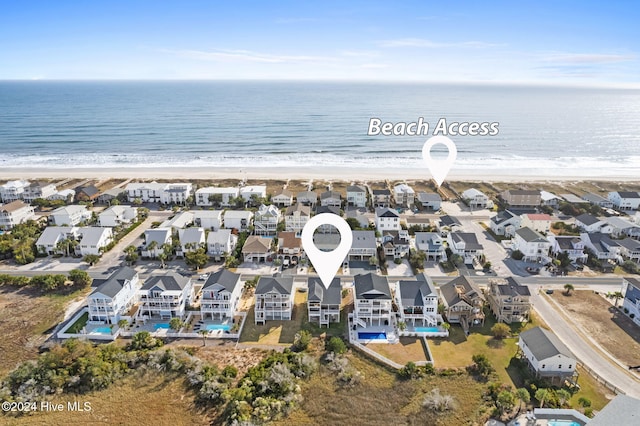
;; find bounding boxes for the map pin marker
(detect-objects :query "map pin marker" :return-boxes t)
[422,135,457,187]
[301,213,353,289]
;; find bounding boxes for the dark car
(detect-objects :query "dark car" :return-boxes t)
[545,289,554,294]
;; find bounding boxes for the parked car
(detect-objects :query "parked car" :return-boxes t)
[545,289,554,294]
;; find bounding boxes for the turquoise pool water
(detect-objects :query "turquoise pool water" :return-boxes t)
[358,332,387,340]
[414,327,440,333]
[548,421,582,426]
[205,324,231,331]
[94,327,112,334]
[153,323,171,330]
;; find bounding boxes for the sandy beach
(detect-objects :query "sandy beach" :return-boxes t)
[2,166,639,183]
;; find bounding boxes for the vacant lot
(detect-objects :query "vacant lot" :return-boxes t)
[239,291,307,345]
[366,337,429,365]
[550,290,640,367]
[0,286,88,377]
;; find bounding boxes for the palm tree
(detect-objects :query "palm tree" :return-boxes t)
[146,240,158,258]
[169,317,184,332]
[515,388,530,414]
[535,388,549,408]
[198,329,209,346]
[118,319,129,330]
[564,283,574,295]
[610,291,623,307]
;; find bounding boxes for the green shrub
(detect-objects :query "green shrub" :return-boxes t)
[326,336,347,354]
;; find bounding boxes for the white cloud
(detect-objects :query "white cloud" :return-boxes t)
[379,38,503,48]
[541,53,635,64]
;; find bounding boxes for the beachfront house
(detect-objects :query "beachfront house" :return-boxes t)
[254,204,281,236]
[48,189,75,202]
[36,226,79,255]
[447,232,484,264]
[375,207,401,231]
[177,227,206,257]
[0,200,36,230]
[159,211,194,230]
[320,190,342,208]
[501,189,541,207]
[98,205,138,227]
[518,327,577,385]
[618,238,640,263]
[540,190,562,207]
[582,192,613,208]
[23,181,57,202]
[193,210,223,230]
[608,191,640,211]
[200,269,242,320]
[513,227,552,263]
[96,188,125,205]
[396,273,441,327]
[0,180,30,202]
[75,185,100,202]
[580,232,621,261]
[87,267,140,325]
[125,182,192,205]
[353,273,392,327]
[393,183,415,208]
[346,185,367,208]
[307,277,341,327]
[277,231,303,267]
[315,205,341,232]
[195,187,239,207]
[548,235,587,263]
[439,276,485,328]
[372,189,391,208]
[223,210,253,232]
[78,227,113,256]
[207,229,237,260]
[348,230,377,261]
[160,183,192,205]
[490,210,521,237]
[240,185,267,203]
[461,188,492,209]
[142,228,172,258]
[417,192,442,211]
[486,277,532,323]
[137,273,194,321]
[241,235,272,263]
[622,277,640,326]
[254,276,294,324]
[296,191,318,208]
[284,203,311,234]
[272,189,294,207]
[520,213,552,234]
[49,205,92,226]
[414,232,447,261]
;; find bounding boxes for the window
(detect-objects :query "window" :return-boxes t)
[541,364,546,369]
[558,365,562,369]
[568,365,572,369]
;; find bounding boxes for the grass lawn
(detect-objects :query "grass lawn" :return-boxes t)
[239,290,307,345]
[366,337,430,365]
[570,366,612,411]
[66,311,89,333]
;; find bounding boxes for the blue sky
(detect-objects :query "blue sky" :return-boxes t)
[1,1,638,86]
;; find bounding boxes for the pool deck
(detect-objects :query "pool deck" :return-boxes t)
[508,408,589,426]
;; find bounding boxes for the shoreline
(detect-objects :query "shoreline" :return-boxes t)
[2,166,639,182]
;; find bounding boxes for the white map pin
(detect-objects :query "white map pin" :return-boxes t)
[301,213,353,289]
[422,135,457,187]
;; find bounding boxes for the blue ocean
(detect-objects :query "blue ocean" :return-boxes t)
[1,81,639,176]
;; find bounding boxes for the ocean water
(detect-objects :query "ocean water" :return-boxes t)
[1,81,639,176]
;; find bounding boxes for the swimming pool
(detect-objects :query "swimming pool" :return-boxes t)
[94,326,112,334]
[547,421,582,426]
[358,332,387,340]
[414,327,440,333]
[205,324,231,331]
[153,323,171,330]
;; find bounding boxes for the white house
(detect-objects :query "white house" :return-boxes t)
[320,190,342,208]
[0,200,36,230]
[254,204,281,236]
[575,213,607,233]
[447,232,484,264]
[23,181,57,202]
[201,269,242,320]
[520,213,552,234]
[195,187,239,207]
[284,203,311,234]
[461,188,492,209]
[207,229,237,260]
[36,226,78,255]
[254,276,294,324]
[608,191,640,211]
[142,228,173,258]
[223,210,253,231]
[0,180,30,202]
[604,216,640,239]
[346,185,367,208]
[160,183,192,205]
[48,188,75,202]
[396,273,441,327]
[618,238,640,263]
[540,190,562,207]
[126,182,192,204]
[78,227,113,256]
[98,205,138,227]
[159,211,194,230]
[349,230,378,261]
[513,227,551,263]
[580,232,621,261]
[518,327,577,385]
[414,232,447,261]
[417,192,442,211]
[353,273,392,327]
[375,207,401,231]
[50,205,92,226]
[548,235,587,262]
[296,191,318,207]
[240,185,267,202]
[87,267,139,325]
[307,277,341,327]
[621,277,640,326]
[177,227,206,257]
[272,189,294,207]
[193,210,223,230]
[393,183,415,208]
[490,210,521,237]
[437,215,463,236]
[137,273,193,320]
[381,230,410,259]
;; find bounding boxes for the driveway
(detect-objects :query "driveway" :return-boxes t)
[461,219,510,276]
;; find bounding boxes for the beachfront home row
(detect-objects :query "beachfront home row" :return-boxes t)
[395,273,441,327]
[138,273,194,320]
[125,182,192,204]
[254,276,294,324]
[0,180,31,202]
[308,277,341,327]
[0,200,36,230]
[500,189,542,207]
[88,267,140,324]
[461,188,492,209]
[201,269,243,320]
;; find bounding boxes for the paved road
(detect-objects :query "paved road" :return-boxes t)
[530,286,640,398]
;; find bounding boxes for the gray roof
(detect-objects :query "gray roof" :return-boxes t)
[554,236,581,250]
[505,189,540,196]
[179,227,205,245]
[616,191,640,199]
[91,267,137,298]
[142,272,190,291]
[376,207,399,218]
[519,326,574,361]
[588,395,640,426]
[417,192,442,202]
[618,238,640,251]
[451,232,483,250]
[203,269,241,292]
[316,205,341,215]
[581,192,608,204]
[491,209,516,225]
[414,232,442,251]
[440,276,484,307]
[296,191,317,201]
[515,227,547,243]
[347,185,366,193]
[584,232,619,252]
[351,230,377,249]
[285,203,311,216]
[605,216,638,230]
[307,277,341,305]
[575,213,600,226]
[144,228,172,246]
[77,185,99,197]
[439,215,462,227]
[559,193,585,204]
[398,274,437,308]
[79,227,110,246]
[372,189,390,195]
[255,276,294,295]
[353,273,391,300]
[321,190,341,199]
[36,226,75,246]
[207,229,232,245]
[496,277,531,297]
